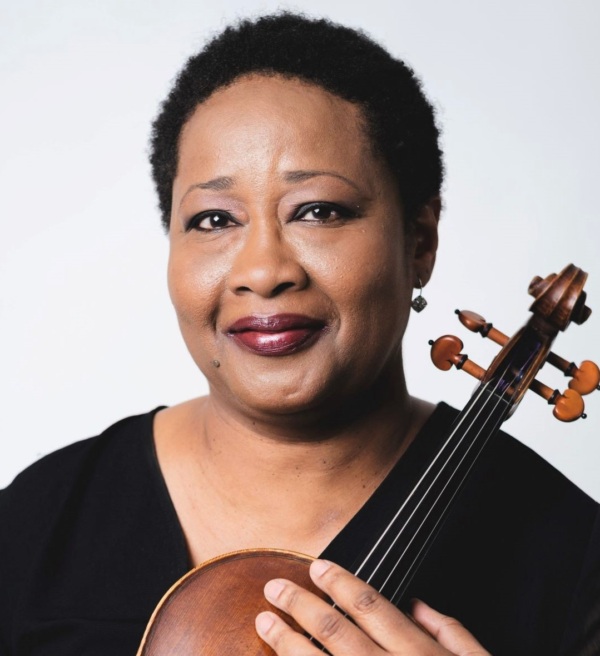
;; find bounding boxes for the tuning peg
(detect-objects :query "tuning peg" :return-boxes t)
[545,353,600,396]
[455,309,599,397]
[429,334,587,422]
[570,361,600,395]
[429,335,486,380]
[454,310,509,346]
[529,380,586,422]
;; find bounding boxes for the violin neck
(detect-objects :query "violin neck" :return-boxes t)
[352,382,511,605]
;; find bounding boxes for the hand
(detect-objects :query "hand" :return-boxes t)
[255,559,490,655]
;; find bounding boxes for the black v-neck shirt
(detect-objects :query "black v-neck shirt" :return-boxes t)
[1,404,598,655]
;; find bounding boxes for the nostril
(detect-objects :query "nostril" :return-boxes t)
[271,281,297,297]
[234,280,301,297]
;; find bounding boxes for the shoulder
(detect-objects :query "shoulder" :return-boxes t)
[483,418,596,519]
[1,408,164,511]
[426,403,599,593]
[0,407,165,572]
[0,407,191,654]
[433,401,597,511]
[417,404,600,653]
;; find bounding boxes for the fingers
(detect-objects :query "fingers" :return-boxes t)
[308,559,428,653]
[256,574,380,655]
[255,611,318,655]
[410,599,491,656]
[255,559,490,656]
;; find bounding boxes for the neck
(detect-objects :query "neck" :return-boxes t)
[153,364,434,561]
[186,373,431,518]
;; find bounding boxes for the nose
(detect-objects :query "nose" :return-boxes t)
[227,221,308,298]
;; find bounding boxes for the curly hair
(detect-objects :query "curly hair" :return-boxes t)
[150,13,444,231]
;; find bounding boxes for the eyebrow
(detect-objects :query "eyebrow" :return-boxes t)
[181,169,360,206]
[284,169,360,191]
[187,176,235,192]
[180,176,235,208]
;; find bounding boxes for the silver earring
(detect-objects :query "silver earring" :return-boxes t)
[411,278,427,312]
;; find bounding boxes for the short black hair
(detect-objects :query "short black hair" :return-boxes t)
[150,12,444,231]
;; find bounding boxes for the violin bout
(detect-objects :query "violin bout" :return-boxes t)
[137,549,325,656]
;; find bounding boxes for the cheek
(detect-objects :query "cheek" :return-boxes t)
[167,247,225,332]
[306,230,411,350]
[346,259,409,336]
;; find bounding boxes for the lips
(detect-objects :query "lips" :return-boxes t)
[226,314,326,356]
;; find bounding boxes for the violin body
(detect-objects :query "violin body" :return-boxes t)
[137,550,324,655]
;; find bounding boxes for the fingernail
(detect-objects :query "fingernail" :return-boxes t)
[255,611,275,636]
[264,579,286,602]
[310,559,332,578]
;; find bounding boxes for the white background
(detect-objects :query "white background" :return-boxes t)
[1,0,599,498]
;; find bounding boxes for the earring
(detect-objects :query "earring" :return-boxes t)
[411,277,427,312]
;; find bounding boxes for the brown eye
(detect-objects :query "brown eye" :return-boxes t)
[295,202,357,223]
[188,212,236,232]
[308,206,334,220]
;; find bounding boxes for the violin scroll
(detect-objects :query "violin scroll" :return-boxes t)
[528,264,592,330]
[430,265,598,422]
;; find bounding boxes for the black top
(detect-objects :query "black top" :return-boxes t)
[0,404,598,655]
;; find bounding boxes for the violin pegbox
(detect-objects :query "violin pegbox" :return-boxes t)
[429,265,599,423]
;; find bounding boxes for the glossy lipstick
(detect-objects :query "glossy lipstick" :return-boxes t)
[226,314,326,356]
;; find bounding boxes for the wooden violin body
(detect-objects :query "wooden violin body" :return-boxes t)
[137,550,323,655]
[138,264,598,655]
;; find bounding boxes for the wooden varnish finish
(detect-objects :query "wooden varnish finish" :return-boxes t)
[137,550,326,656]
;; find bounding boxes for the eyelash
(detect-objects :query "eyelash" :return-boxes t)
[186,202,358,232]
[186,211,237,232]
[292,202,358,223]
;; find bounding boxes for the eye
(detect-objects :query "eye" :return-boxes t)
[294,202,358,223]
[187,211,237,232]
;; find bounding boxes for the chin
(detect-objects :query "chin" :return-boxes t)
[206,360,344,423]
[232,376,330,416]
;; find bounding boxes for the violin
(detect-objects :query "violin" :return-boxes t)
[137,264,599,655]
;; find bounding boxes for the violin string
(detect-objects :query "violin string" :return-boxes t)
[311,374,509,652]
[357,370,512,586]
[381,355,534,603]
[386,382,516,604]
[311,375,505,651]
[363,368,512,591]
[349,378,496,582]
[314,354,534,651]
[380,352,535,603]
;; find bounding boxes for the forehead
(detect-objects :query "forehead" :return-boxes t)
[186,73,367,134]
[176,74,375,179]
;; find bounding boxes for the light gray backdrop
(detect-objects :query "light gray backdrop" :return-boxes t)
[1,0,599,497]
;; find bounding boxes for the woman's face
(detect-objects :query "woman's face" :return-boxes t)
[168,75,438,420]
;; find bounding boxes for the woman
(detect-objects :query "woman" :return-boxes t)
[1,13,598,656]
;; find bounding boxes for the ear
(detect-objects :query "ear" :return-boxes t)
[410,196,440,287]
